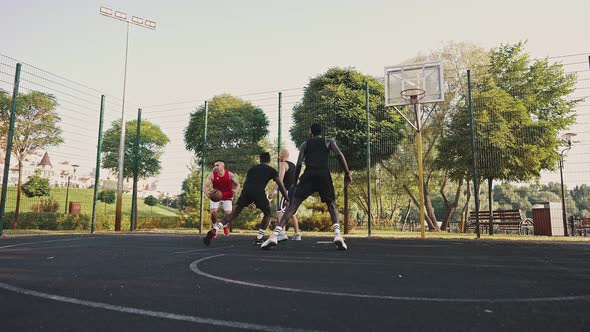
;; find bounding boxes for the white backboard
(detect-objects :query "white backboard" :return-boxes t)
[384,61,444,106]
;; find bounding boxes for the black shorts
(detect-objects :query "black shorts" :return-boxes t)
[237,189,271,211]
[277,187,296,213]
[294,170,335,203]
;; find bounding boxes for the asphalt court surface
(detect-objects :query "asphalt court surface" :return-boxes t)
[1,233,589,331]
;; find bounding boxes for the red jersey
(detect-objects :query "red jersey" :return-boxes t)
[212,170,233,200]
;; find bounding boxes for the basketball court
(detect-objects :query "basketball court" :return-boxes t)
[1,233,589,331]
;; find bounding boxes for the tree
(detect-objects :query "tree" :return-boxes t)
[184,94,269,175]
[102,119,170,180]
[437,42,578,234]
[144,195,158,217]
[571,185,590,215]
[97,189,116,216]
[22,169,51,199]
[0,90,10,149]
[290,67,404,171]
[0,91,63,228]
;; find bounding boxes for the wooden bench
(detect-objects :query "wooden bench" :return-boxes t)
[573,217,590,236]
[467,209,533,235]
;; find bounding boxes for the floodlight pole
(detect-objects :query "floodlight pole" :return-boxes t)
[113,21,130,231]
[199,101,209,234]
[100,7,156,231]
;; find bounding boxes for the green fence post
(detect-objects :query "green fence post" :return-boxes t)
[366,82,371,237]
[199,101,209,234]
[131,108,142,231]
[91,95,106,234]
[0,63,22,236]
[467,70,481,239]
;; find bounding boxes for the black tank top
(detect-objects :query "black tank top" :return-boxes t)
[283,161,296,189]
[304,138,329,171]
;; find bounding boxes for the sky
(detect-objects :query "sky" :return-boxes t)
[1,0,589,193]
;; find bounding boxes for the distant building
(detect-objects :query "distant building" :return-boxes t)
[0,150,157,194]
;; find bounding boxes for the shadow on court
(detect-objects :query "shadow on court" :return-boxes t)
[0,233,589,331]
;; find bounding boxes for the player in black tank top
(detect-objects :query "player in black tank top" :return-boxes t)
[203,152,289,246]
[282,160,296,189]
[261,123,352,251]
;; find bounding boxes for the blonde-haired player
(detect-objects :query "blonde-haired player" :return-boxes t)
[268,149,301,241]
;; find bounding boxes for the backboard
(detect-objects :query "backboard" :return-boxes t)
[384,61,444,106]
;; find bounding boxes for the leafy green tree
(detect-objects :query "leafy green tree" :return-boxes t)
[102,119,169,179]
[184,94,269,175]
[571,185,590,215]
[290,67,404,171]
[22,169,51,199]
[22,169,51,211]
[0,90,10,149]
[437,42,578,233]
[97,189,116,216]
[0,91,63,229]
[144,195,158,217]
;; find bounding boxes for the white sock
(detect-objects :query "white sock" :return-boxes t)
[257,229,265,239]
[333,223,341,236]
[273,226,283,236]
[213,222,223,231]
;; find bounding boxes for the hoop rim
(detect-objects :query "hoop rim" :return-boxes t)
[400,88,426,104]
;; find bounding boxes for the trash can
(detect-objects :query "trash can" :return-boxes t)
[532,202,563,236]
[69,201,81,215]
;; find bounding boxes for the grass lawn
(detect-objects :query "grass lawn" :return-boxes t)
[2,187,178,217]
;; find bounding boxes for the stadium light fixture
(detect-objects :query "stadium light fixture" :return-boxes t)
[100,7,112,16]
[114,11,127,21]
[131,16,144,25]
[144,20,156,29]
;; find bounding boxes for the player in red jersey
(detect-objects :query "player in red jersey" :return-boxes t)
[204,160,240,236]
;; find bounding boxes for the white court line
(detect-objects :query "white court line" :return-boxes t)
[190,254,590,303]
[0,282,318,332]
[173,245,234,254]
[0,237,96,250]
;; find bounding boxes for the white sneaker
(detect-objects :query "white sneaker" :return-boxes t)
[291,233,302,241]
[333,235,347,250]
[260,234,278,250]
[277,231,289,242]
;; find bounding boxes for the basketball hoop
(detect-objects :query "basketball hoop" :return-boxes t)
[400,88,426,105]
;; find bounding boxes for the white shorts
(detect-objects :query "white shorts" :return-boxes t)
[210,200,233,211]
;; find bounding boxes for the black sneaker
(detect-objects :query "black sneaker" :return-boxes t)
[203,229,217,246]
[253,237,265,245]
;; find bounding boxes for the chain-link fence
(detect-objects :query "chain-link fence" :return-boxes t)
[1,51,589,236]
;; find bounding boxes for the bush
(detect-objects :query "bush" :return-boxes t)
[298,213,333,232]
[1,212,90,230]
[58,214,90,230]
[137,216,181,229]
[31,198,60,212]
